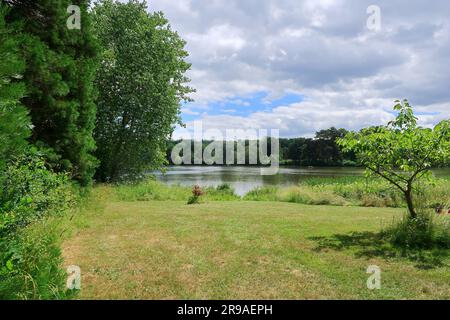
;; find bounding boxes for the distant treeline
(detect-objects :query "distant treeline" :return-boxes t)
[166,127,358,166]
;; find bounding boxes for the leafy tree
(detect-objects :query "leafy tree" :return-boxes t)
[92,0,194,181]
[0,4,30,171]
[5,0,99,186]
[338,100,450,218]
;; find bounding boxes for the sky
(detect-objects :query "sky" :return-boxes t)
[144,0,450,139]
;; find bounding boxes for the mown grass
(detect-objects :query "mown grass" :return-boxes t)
[62,186,450,300]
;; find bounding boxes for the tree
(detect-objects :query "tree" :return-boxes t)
[338,100,450,218]
[0,4,30,171]
[313,128,349,166]
[92,0,194,182]
[5,0,99,186]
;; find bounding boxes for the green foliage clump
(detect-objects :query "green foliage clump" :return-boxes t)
[0,5,76,299]
[383,212,450,250]
[0,219,70,300]
[244,186,279,202]
[92,0,194,182]
[243,176,450,209]
[205,184,240,201]
[338,100,450,218]
[187,185,203,205]
[0,4,29,172]
[0,155,74,236]
[6,0,99,186]
[0,154,74,300]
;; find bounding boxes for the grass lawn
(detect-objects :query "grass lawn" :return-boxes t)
[63,189,450,300]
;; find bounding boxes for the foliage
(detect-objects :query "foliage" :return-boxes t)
[215,183,234,193]
[243,176,450,208]
[114,179,240,202]
[383,211,450,250]
[0,154,75,299]
[166,127,357,166]
[338,100,450,218]
[6,0,99,186]
[244,186,282,202]
[0,3,77,299]
[0,154,74,237]
[277,186,348,206]
[92,0,194,182]
[187,185,203,205]
[0,4,30,171]
[0,219,70,300]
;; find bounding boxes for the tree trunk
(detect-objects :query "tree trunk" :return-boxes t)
[405,188,417,219]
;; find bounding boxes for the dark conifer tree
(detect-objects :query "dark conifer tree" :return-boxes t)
[0,4,30,171]
[4,0,99,186]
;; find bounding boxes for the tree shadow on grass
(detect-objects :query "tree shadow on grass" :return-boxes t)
[309,232,449,270]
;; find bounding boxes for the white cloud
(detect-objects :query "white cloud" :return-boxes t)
[145,0,450,137]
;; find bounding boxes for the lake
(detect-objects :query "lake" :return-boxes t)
[154,166,450,196]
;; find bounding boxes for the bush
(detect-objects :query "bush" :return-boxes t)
[383,211,450,249]
[216,183,233,192]
[0,219,69,300]
[0,155,74,236]
[187,185,203,205]
[0,154,74,299]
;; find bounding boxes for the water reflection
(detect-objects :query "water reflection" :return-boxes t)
[153,166,450,196]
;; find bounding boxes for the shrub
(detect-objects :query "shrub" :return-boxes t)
[383,211,450,249]
[187,185,203,205]
[0,154,74,236]
[0,219,69,300]
[0,154,74,299]
[216,183,233,192]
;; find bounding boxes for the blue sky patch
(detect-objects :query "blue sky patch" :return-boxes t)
[181,91,304,122]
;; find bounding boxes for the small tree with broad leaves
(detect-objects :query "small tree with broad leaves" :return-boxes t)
[338,100,450,219]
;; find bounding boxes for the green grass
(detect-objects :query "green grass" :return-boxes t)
[115,180,240,202]
[62,186,450,300]
[245,177,450,209]
[114,177,450,210]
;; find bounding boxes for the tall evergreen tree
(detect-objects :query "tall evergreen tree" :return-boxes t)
[0,4,30,171]
[4,0,98,186]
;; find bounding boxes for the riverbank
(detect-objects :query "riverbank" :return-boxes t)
[63,186,450,299]
[153,166,450,196]
[115,176,450,209]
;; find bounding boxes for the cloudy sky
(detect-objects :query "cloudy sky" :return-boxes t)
[146,0,450,138]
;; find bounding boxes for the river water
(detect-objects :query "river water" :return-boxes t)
[154,166,450,196]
